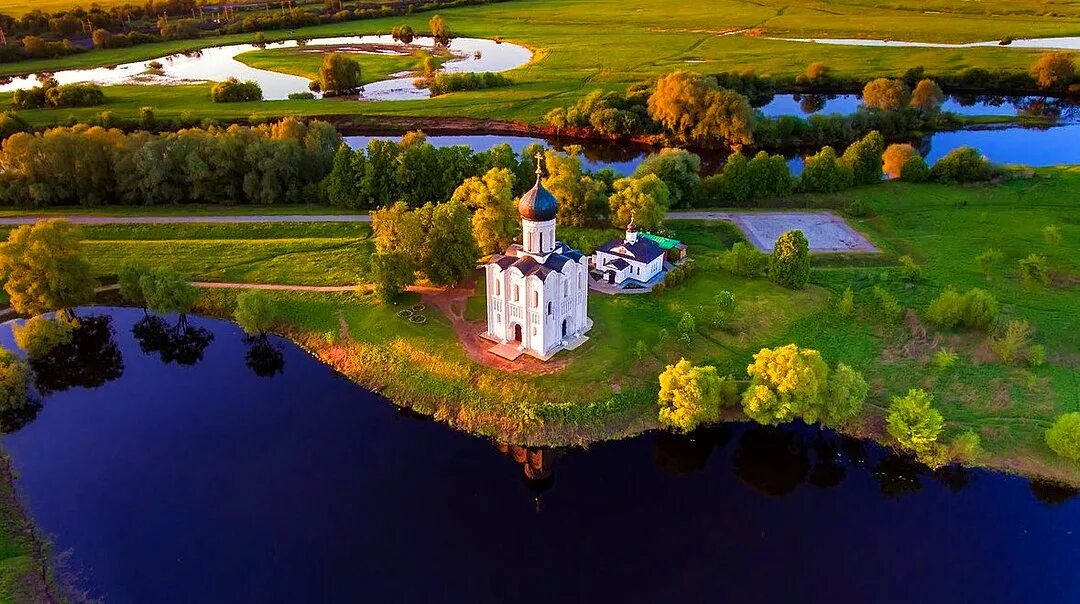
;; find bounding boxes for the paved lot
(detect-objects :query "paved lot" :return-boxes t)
[670,210,878,253]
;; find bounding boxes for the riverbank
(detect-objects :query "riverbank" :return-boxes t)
[0,455,55,603]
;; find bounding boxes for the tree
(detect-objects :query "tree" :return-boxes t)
[210,78,262,102]
[1045,412,1080,462]
[677,312,696,345]
[13,315,75,359]
[746,151,795,200]
[0,219,95,317]
[886,388,944,459]
[742,344,830,425]
[901,154,930,182]
[840,130,885,186]
[712,151,751,203]
[608,174,670,230]
[799,146,852,193]
[719,242,767,277]
[658,358,732,431]
[930,147,993,183]
[0,351,30,420]
[862,78,910,111]
[1030,52,1076,90]
[768,229,811,289]
[647,70,753,147]
[910,78,945,112]
[371,201,426,260]
[542,149,610,226]
[319,53,362,95]
[0,111,30,141]
[234,290,278,336]
[452,167,517,255]
[139,268,199,325]
[805,62,830,83]
[822,363,868,428]
[712,290,736,327]
[429,14,453,46]
[632,148,702,209]
[391,24,415,45]
[118,263,150,309]
[323,144,360,208]
[882,143,919,179]
[371,252,416,303]
[422,199,478,286]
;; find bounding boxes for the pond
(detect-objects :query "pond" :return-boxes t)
[759,94,1079,122]
[1,309,1078,602]
[0,35,532,101]
[345,122,1080,177]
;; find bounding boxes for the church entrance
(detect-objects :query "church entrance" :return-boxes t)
[511,323,523,343]
[607,270,616,284]
[562,318,569,339]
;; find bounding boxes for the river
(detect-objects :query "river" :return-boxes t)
[1,309,1077,602]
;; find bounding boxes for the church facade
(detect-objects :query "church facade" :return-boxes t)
[482,160,592,360]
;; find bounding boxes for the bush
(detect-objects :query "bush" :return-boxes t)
[800,146,853,193]
[872,286,904,324]
[1030,52,1077,90]
[12,315,75,359]
[768,229,810,289]
[0,351,30,418]
[836,287,855,317]
[950,430,983,464]
[823,362,869,428]
[12,80,104,110]
[319,53,362,95]
[1018,253,1050,286]
[926,288,966,328]
[932,348,958,370]
[742,344,829,425]
[0,111,30,141]
[926,287,998,330]
[1045,413,1080,463]
[898,255,921,282]
[428,72,512,96]
[1028,344,1046,368]
[719,242,767,277]
[712,290,736,327]
[886,388,945,464]
[234,290,278,336]
[210,78,263,103]
[989,319,1034,365]
[657,358,726,431]
[1042,225,1062,247]
[288,92,316,100]
[840,130,885,186]
[975,248,1003,277]
[900,155,929,182]
[930,146,994,183]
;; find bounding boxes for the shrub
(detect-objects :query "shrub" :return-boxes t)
[677,312,696,345]
[288,92,316,100]
[910,79,945,112]
[900,155,929,182]
[319,53,362,95]
[886,388,945,463]
[822,362,869,428]
[950,430,983,464]
[836,287,855,317]
[429,72,512,96]
[932,348,958,370]
[657,358,726,431]
[898,255,921,282]
[800,146,853,193]
[634,340,648,361]
[1042,225,1062,247]
[211,78,263,103]
[12,315,75,359]
[930,147,994,183]
[1028,344,1046,368]
[805,62,830,82]
[1030,52,1076,90]
[975,248,1003,277]
[989,319,1034,365]
[926,287,997,330]
[926,288,966,328]
[0,351,30,418]
[768,229,810,289]
[118,263,150,308]
[1045,413,1080,462]
[1018,253,1050,286]
[0,111,30,141]
[719,242,767,277]
[872,286,904,324]
[712,291,736,327]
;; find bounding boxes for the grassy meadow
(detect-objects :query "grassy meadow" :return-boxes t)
[4,0,1080,125]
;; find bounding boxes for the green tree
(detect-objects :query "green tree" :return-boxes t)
[608,174,670,230]
[0,219,96,317]
[746,151,795,200]
[543,150,610,227]
[634,339,648,361]
[862,78,911,111]
[0,351,30,423]
[1045,412,1080,462]
[371,201,426,260]
[234,290,278,336]
[647,71,753,147]
[768,229,810,289]
[800,146,853,193]
[886,388,945,460]
[712,151,751,203]
[13,315,75,359]
[930,147,993,183]
[452,167,518,255]
[632,148,702,209]
[900,154,930,182]
[658,358,730,431]
[1030,52,1076,90]
[712,290,736,327]
[371,252,416,304]
[909,78,945,112]
[422,199,478,286]
[140,268,199,324]
[836,287,855,317]
[718,242,767,277]
[324,144,360,208]
[742,344,830,425]
[118,263,150,310]
[429,14,453,45]
[822,362,869,428]
[677,312,696,345]
[391,24,415,44]
[319,53,362,95]
[840,130,885,186]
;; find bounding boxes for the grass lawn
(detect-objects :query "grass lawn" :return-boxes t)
[0,205,360,218]
[3,0,1079,126]
[233,47,442,83]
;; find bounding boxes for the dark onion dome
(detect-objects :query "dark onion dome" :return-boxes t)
[519,176,558,222]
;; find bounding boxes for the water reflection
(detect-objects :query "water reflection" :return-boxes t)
[759,93,1078,122]
[873,453,926,499]
[244,336,285,377]
[652,426,731,475]
[132,314,214,366]
[732,425,811,496]
[1030,480,1079,506]
[30,314,124,396]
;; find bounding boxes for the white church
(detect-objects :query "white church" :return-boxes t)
[481,158,592,361]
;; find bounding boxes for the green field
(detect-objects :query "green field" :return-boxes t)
[4,0,1079,125]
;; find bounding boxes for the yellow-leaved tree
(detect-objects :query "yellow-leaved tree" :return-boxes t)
[741,344,829,425]
[452,167,518,255]
[657,358,736,432]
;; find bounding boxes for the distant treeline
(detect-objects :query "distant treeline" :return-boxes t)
[0,0,507,64]
[0,118,340,206]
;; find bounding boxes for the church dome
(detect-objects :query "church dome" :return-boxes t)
[519,177,558,222]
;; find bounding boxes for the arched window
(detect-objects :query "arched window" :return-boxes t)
[494,280,501,296]
[513,284,520,302]
[533,290,539,308]
[547,301,553,316]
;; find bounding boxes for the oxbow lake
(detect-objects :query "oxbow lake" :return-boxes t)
[1,309,1078,602]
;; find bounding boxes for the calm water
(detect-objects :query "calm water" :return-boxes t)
[759,94,1079,122]
[346,122,1080,177]
[2,309,1078,602]
[0,35,531,101]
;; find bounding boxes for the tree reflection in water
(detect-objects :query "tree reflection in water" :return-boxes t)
[732,426,810,497]
[873,453,926,499]
[1030,479,1079,506]
[244,336,285,377]
[933,465,973,493]
[0,397,42,434]
[795,93,828,114]
[652,425,731,476]
[132,315,214,366]
[807,434,847,489]
[30,315,124,396]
